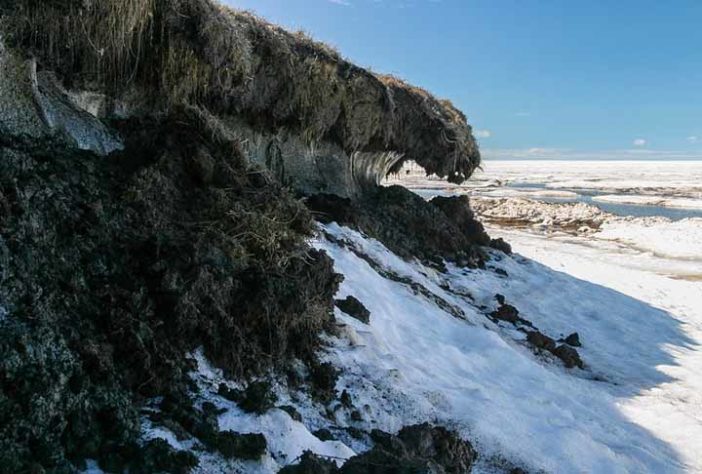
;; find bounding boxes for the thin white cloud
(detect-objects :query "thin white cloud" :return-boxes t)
[687,136,698,144]
[633,138,647,147]
[327,0,351,5]
[474,129,491,139]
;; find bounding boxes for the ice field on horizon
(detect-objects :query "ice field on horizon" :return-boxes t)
[389,160,702,217]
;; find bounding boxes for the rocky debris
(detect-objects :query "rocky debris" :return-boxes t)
[491,304,521,324]
[345,427,367,440]
[493,267,509,277]
[525,332,584,370]
[553,345,584,369]
[154,393,268,462]
[313,428,337,442]
[562,332,582,347]
[93,439,199,474]
[202,401,227,417]
[216,431,267,460]
[336,296,371,324]
[279,451,339,474]
[308,186,488,269]
[344,424,475,473]
[310,362,340,403]
[217,381,278,414]
[284,424,476,473]
[278,405,303,423]
[526,331,557,352]
[430,195,491,246]
[305,194,358,225]
[489,238,512,255]
[238,382,278,415]
[340,390,354,409]
[489,296,584,370]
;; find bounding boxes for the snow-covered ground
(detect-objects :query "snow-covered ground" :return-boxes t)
[391,160,702,196]
[135,161,701,473]
[312,219,702,473]
[389,160,702,219]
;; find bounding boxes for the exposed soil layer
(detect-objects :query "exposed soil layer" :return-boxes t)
[0,109,339,472]
[0,0,491,471]
[307,187,490,269]
[1,0,480,186]
[281,423,476,474]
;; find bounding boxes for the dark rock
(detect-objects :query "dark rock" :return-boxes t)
[305,194,358,225]
[216,431,267,460]
[278,450,339,474]
[554,345,584,369]
[279,405,303,422]
[495,294,506,305]
[356,186,487,268]
[238,381,278,415]
[526,331,557,352]
[313,428,336,442]
[489,238,512,255]
[341,423,475,474]
[350,410,363,422]
[491,304,520,324]
[201,401,227,417]
[130,439,199,474]
[218,383,243,403]
[188,147,216,185]
[430,195,491,246]
[494,268,508,277]
[340,390,353,408]
[335,296,371,324]
[563,332,582,347]
[217,381,278,414]
[345,427,366,440]
[309,362,339,402]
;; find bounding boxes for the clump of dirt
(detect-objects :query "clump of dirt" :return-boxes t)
[562,332,582,347]
[309,361,340,403]
[526,331,557,352]
[217,381,278,415]
[553,345,584,369]
[0,107,340,471]
[282,423,476,473]
[430,195,491,246]
[306,186,489,269]
[489,237,512,255]
[335,296,371,324]
[279,450,339,474]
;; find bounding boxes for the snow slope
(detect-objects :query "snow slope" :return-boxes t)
[312,223,701,473]
[129,215,701,473]
[130,212,701,473]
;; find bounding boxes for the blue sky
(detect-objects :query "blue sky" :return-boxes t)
[224,0,702,160]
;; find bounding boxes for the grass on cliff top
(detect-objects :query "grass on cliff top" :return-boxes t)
[0,0,479,180]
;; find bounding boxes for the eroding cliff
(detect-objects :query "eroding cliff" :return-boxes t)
[1,0,480,196]
[0,1,489,471]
